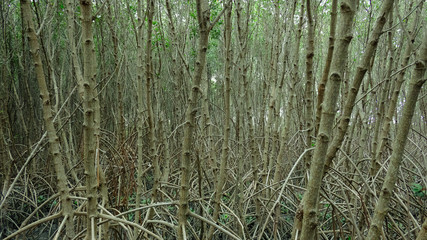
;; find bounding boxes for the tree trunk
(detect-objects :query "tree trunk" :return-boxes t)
[20,0,75,238]
[207,2,232,239]
[135,0,145,233]
[79,0,100,237]
[315,0,338,136]
[144,0,159,224]
[292,1,357,238]
[303,0,315,169]
[177,0,211,238]
[369,1,423,176]
[367,28,427,240]
[323,0,395,176]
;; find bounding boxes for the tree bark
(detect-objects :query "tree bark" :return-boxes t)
[20,0,75,238]
[144,0,159,224]
[369,1,423,176]
[417,216,427,240]
[292,1,357,238]
[177,0,211,238]
[79,0,100,237]
[315,0,338,136]
[323,0,395,176]
[134,0,145,233]
[303,0,315,169]
[207,1,232,238]
[367,27,427,240]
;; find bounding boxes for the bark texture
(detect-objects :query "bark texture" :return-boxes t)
[293,1,357,238]
[207,2,232,239]
[324,0,395,175]
[79,0,100,237]
[367,28,427,240]
[20,0,75,238]
[315,0,338,135]
[177,0,211,239]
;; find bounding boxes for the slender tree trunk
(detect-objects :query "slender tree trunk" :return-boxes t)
[163,0,180,185]
[65,0,84,99]
[159,112,171,183]
[177,0,211,238]
[370,12,395,171]
[270,3,297,238]
[207,2,232,239]
[65,0,85,188]
[19,6,33,148]
[323,0,395,176]
[303,0,315,169]
[292,1,357,239]
[315,0,338,136]
[134,0,145,233]
[367,28,427,240]
[20,0,75,238]
[79,0,100,237]
[0,4,12,205]
[260,1,282,200]
[144,0,160,224]
[235,1,251,237]
[369,1,422,176]
[105,0,124,148]
[0,90,12,215]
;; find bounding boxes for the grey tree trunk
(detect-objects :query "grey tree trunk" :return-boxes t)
[315,0,338,136]
[303,0,315,169]
[369,2,423,176]
[143,0,160,224]
[20,0,75,238]
[323,0,395,176]
[177,0,211,238]
[134,0,145,235]
[367,27,427,240]
[292,1,357,238]
[79,0,101,237]
[207,2,232,239]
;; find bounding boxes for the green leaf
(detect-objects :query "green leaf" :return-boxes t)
[37,195,46,204]
[411,183,426,197]
[411,183,423,192]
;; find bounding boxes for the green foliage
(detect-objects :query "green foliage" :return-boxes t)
[210,22,222,40]
[222,193,230,203]
[220,213,229,224]
[152,20,170,49]
[128,212,135,221]
[280,201,290,215]
[141,198,151,204]
[411,183,426,197]
[209,0,223,22]
[50,200,57,208]
[37,195,46,204]
[245,216,255,225]
[189,10,197,20]
[128,4,137,15]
